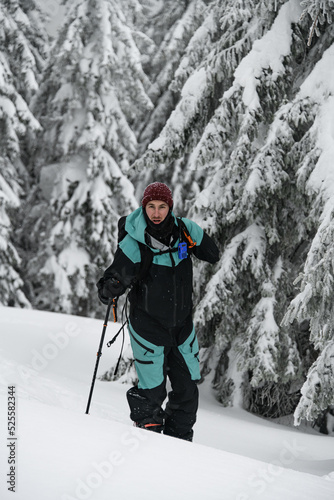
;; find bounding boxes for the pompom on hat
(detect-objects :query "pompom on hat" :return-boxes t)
[142,182,173,209]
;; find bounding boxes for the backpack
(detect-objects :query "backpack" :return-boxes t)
[117,215,197,284]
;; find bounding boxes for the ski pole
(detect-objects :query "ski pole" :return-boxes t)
[85,297,117,414]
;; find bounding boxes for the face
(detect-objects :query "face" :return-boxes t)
[145,200,169,224]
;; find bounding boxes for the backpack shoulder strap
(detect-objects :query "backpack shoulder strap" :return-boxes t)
[177,218,197,249]
[117,215,154,283]
[117,216,127,243]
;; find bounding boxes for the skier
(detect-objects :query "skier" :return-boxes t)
[97,182,219,441]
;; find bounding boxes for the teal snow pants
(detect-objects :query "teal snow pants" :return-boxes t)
[126,322,201,441]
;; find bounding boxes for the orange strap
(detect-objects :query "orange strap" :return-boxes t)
[112,298,117,322]
[183,231,197,249]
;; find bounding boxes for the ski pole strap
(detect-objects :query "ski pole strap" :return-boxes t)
[106,319,128,347]
[113,326,125,377]
[106,318,128,377]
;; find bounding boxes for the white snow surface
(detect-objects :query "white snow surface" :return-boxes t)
[0,306,333,500]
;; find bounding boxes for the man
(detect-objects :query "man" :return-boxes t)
[97,182,219,441]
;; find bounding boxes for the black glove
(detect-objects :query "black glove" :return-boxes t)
[96,277,126,304]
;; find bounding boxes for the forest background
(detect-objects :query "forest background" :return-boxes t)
[1,0,334,432]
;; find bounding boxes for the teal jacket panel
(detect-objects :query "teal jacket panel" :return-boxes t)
[120,207,204,267]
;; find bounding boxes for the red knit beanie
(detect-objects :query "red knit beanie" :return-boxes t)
[142,182,173,209]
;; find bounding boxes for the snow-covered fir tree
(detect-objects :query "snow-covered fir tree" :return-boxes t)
[134,0,288,212]
[132,0,334,420]
[139,0,196,47]
[282,29,334,424]
[183,0,311,416]
[1,0,48,101]
[0,0,48,307]
[135,0,208,168]
[21,0,154,315]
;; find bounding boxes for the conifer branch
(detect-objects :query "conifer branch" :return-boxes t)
[307,10,320,47]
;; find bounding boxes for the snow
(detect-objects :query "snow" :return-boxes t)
[40,157,86,203]
[34,0,66,37]
[223,0,303,110]
[0,175,20,209]
[148,66,208,152]
[0,306,333,500]
[299,43,334,210]
[58,242,90,275]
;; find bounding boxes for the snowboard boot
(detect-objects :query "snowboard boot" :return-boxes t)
[134,420,164,433]
[127,386,165,433]
[134,407,165,433]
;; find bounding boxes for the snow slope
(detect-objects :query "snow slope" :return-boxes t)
[0,306,333,500]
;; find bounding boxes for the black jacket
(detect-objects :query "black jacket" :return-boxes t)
[100,208,219,346]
